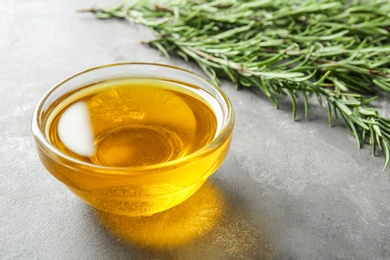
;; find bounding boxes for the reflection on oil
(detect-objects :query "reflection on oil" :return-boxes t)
[94,181,225,249]
[57,101,94,157]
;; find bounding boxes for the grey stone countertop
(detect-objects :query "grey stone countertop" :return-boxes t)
[1,0,390,259]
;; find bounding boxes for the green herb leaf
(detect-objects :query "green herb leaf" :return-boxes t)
[83,0,390,170]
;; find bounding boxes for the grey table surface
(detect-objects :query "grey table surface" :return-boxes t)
[1,0,390,259]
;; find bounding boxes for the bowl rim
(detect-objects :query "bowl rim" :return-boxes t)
[32,62,235,174]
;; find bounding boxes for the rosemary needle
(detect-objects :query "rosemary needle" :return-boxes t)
[81,0,390,170]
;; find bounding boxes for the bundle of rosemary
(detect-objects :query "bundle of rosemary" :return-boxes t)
[81,0,390,170]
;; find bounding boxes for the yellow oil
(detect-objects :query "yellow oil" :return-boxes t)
[47,78,217,167]
[39,77,232,216]
[95,181,225,248]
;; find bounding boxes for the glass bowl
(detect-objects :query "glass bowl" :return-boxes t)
[32,62,234,216]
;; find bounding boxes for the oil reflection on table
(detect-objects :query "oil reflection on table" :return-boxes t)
[94,180,274,259]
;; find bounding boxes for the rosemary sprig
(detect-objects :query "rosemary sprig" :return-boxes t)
[81,0,390,170]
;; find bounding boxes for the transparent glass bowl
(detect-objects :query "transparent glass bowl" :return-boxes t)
[32,62,234,216]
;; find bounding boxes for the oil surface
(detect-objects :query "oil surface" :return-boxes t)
[47,78,217,167]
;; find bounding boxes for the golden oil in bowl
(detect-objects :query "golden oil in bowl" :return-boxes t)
[32,63,234,216]
[47,78,217,167]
